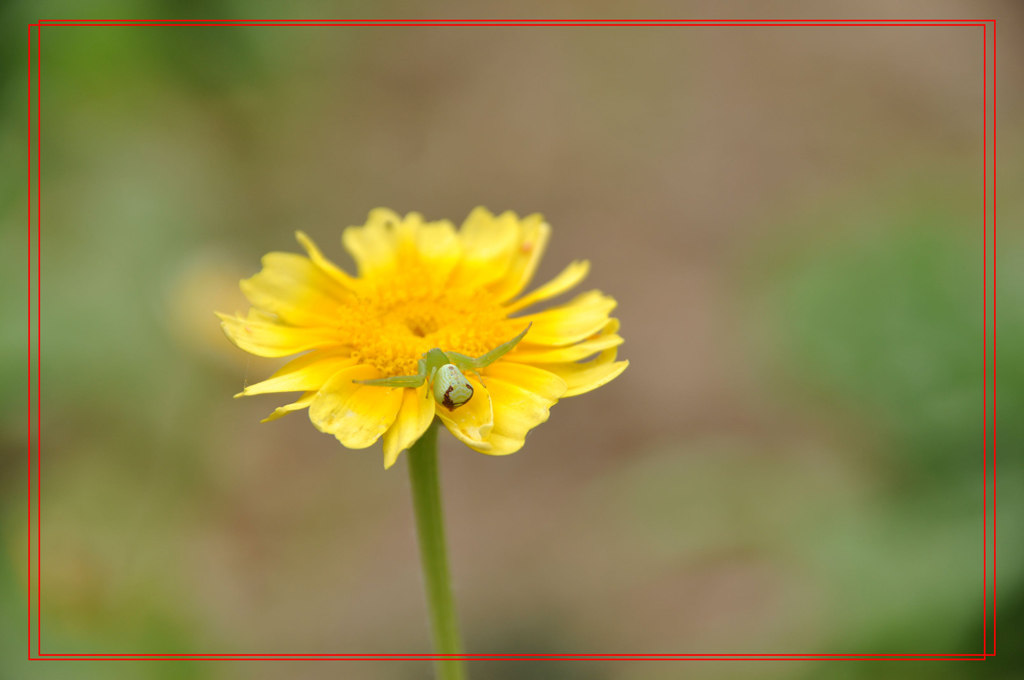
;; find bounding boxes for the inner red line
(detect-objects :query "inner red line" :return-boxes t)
[25,22,33,662]
[35,653,990,660]
[35,18,993,22]
[992,19,998,657]
[35,23,42,657]
[26,17,997,661]
[30,21,990,27]
[982,25,988,656]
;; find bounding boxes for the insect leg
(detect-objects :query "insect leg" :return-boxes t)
[352,374,426,388]
[448,322,532,371]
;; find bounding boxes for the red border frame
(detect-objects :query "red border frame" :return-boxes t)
[25,18,997,662]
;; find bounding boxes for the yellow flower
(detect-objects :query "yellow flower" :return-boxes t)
[218,207,628,468]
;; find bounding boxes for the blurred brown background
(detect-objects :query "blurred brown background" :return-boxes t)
[1,2,1022,679]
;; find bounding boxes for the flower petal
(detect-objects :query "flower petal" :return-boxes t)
[504,260,590,314]
[308,365,404,449]
[509,319,623,363]
[382,385,436,469]
[436,376,494,452]
[295,231,361,292]
[414,219,462,283]
[482,362,568,401]
[217,312,341,358]
[245,307,278,323]
[476,364,566,456]
[452,207,520,288]
[261,391,316,422]
[543,348,629,397]
[514,291,618,346]
[342,208,402,278]
[237,350,357,397]
[239,252,347,326]
[487,213,551,302]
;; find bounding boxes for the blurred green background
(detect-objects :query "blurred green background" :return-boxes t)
[2,2,1022,679]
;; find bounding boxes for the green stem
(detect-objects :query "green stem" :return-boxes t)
[407,421,467,680]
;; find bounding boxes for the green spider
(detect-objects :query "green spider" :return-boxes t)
[353,323,532,411]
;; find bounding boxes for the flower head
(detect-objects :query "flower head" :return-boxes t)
[218,208,628,468]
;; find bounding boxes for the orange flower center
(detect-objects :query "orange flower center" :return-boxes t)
[338,266,518,376]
